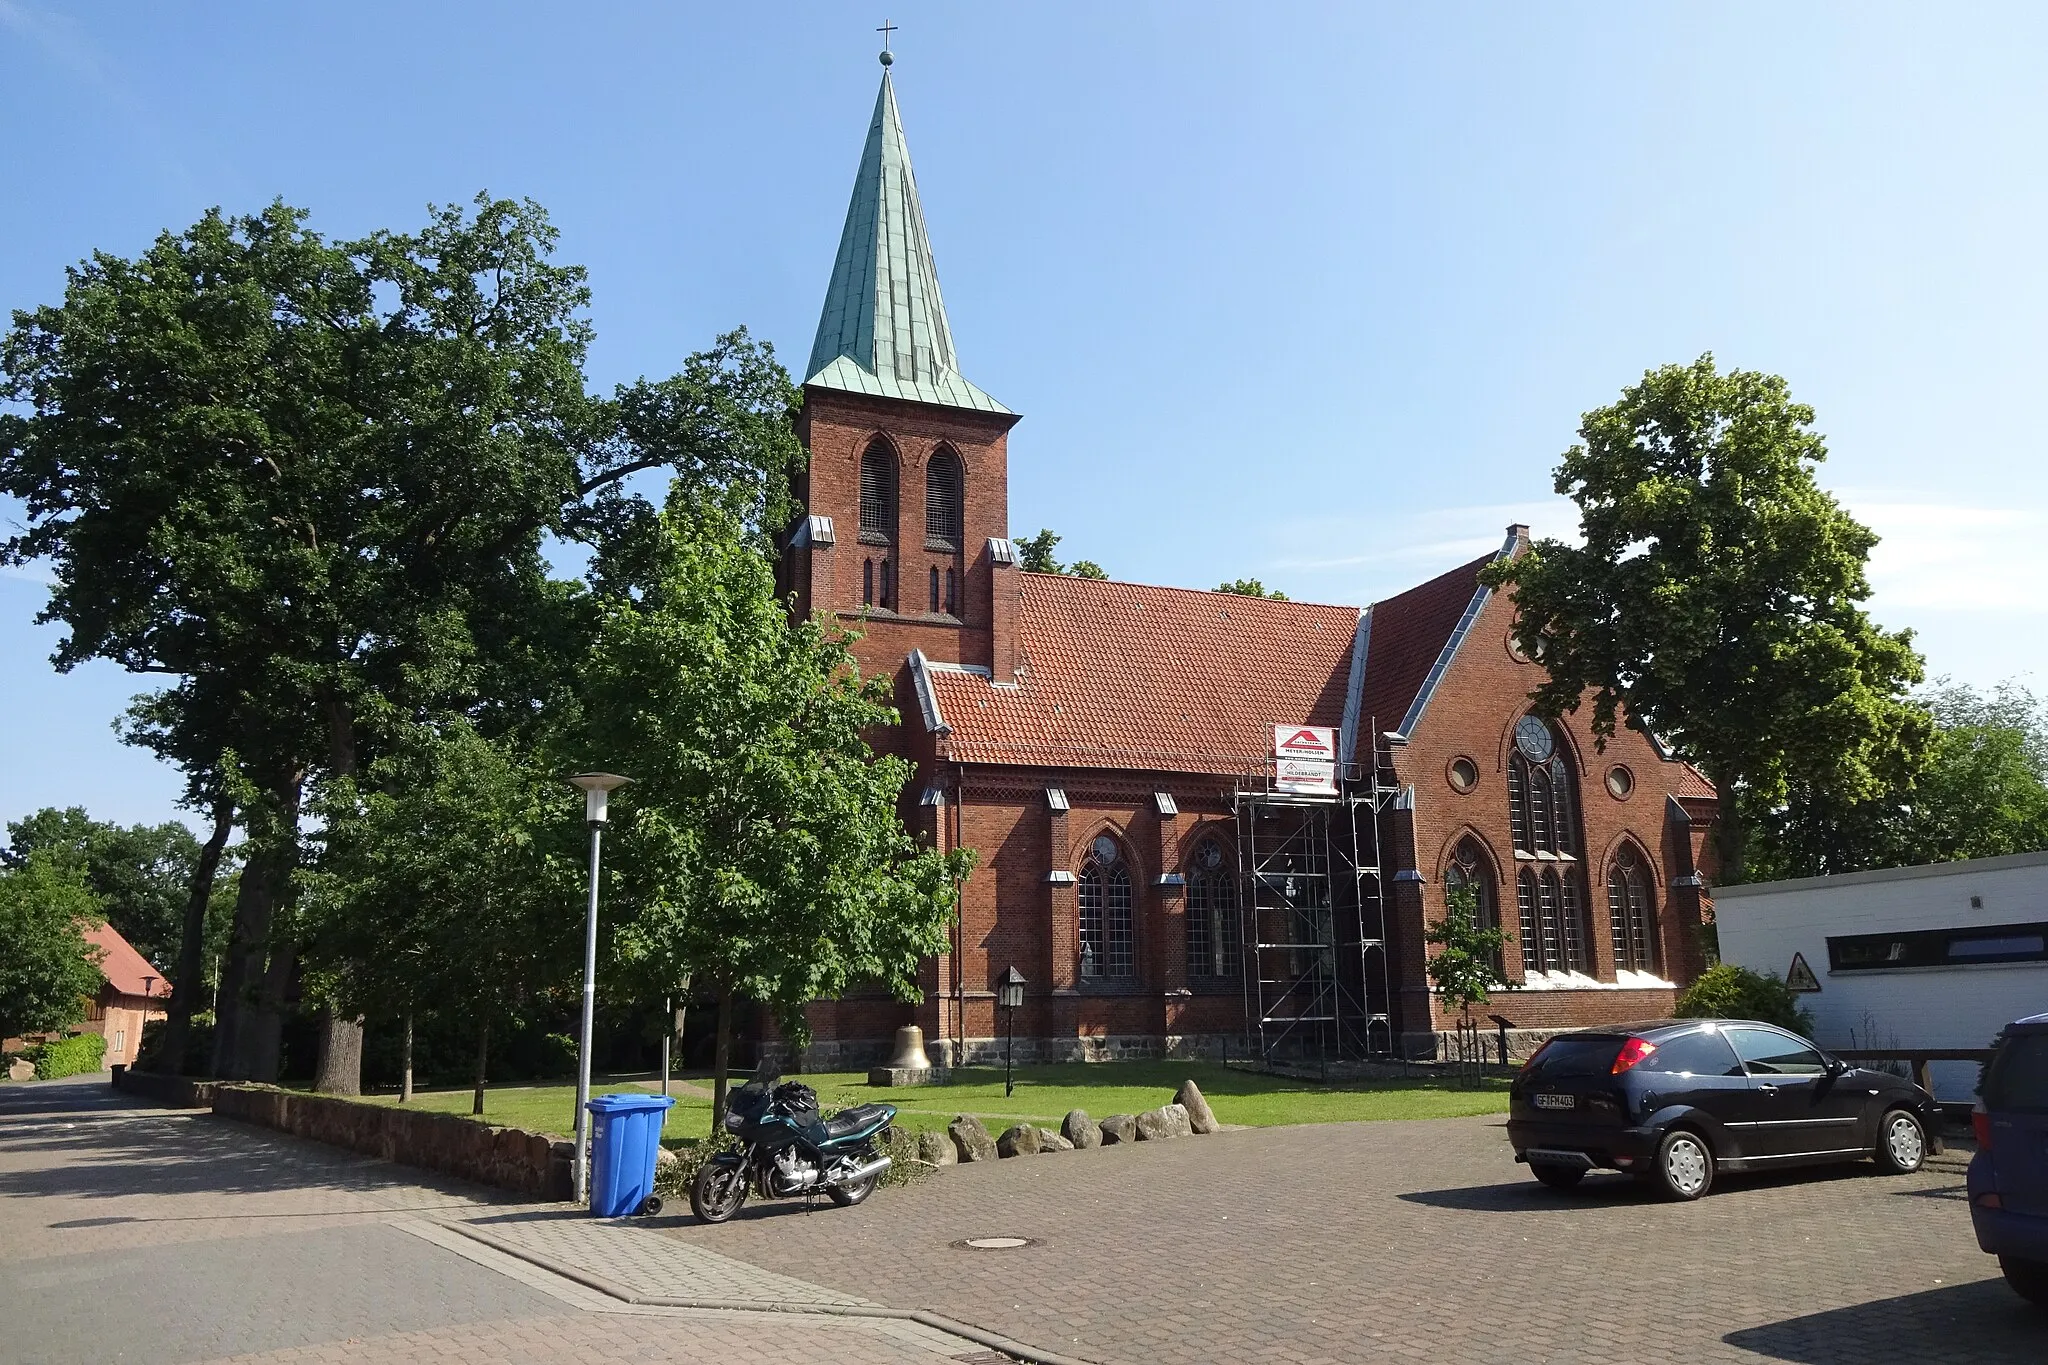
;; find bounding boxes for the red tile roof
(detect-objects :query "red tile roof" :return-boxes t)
[85,923,169,999]
[927,574,1360,773]
[1675,762,1717,799]
[1357,552,1493,739]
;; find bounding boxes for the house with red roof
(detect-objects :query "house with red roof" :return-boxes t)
[79,923,170,1067]
[772,59,1718,1067]
[2,922,169,1072]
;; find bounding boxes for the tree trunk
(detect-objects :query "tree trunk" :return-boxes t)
[313,1006,364,1095]
[163,791,233,1075]
[400,1012,414,1103]
[711,984,733,1136]
[240,936,297,1084]
[472,1017,490,1117]
[212,775,303,1081]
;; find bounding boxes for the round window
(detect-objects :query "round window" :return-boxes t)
[1091,835,1121,865]
[1605,765,1635,800]
[1505,629,1530,664]
[1514,715,1554,763]
[1447,756,1479,793]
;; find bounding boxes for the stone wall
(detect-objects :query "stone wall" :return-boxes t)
[110,1064,216,1108]
[209,1084,572,1200]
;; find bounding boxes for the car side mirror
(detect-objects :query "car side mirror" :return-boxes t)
[1825,1056,1848,1076]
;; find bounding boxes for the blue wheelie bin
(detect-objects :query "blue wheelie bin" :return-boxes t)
[585,1092,676,1217]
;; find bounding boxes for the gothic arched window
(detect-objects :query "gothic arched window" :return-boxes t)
[1443,838,1497,930]
[1078,834,1134,981]
[924,448,963,547]
[1507,716,1580,858]
[1608,842,1658,974]
[1518,866,1589,976]
[1186,836,1239,981]
[859,440,897,543]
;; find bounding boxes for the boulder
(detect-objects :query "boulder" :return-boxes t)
[917,1130,958,1167]
[654,1144,680,1171]
[1175,1080,1219,1134]
[1099,1113,1138,1145]
[997,1123,1044,1158]
[1061,1109,1101,1150]
[1037,1126,1073,1152]
[949,1114,998,1163]
[1135,1103,1192,1141]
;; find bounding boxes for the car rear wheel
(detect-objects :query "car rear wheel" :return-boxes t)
[2000,1256,2048,1308]
[1648,1129,1714,1201]
[1874,1109,1927,1174]
[1531,1162,1585,1190]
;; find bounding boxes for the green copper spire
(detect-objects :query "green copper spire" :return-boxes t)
[806,63,1009,414]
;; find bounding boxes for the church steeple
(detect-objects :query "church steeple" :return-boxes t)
[806,63,1009,414]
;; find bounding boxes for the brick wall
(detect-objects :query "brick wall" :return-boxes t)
[1391,583,1712,1039]
[210,1084,572,1200]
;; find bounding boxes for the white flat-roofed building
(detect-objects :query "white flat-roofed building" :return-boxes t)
[1715,850,2048,1100]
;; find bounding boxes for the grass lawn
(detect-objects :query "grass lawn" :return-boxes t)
[358,1061,1509,1143]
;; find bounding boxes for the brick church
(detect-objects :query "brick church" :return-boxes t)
[776,59,1718,1069]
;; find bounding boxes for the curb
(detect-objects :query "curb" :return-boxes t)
[437,1219,1110,1365]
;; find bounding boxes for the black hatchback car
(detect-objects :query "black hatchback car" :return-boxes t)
[1507,1018,1943,1200]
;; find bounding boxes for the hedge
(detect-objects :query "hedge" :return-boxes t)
[33,1032,107,1080]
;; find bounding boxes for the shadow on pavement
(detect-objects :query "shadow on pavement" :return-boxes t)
[0,1080,523,1209]
[1723,1280,2043,1362]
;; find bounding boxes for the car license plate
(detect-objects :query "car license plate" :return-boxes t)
[1533,1093,1576,1110]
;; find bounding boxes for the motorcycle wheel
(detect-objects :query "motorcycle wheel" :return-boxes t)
[691,1162,748,1224]
[828,1171,879,1207]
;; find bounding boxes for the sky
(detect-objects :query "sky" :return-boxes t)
[4,2,2046,835]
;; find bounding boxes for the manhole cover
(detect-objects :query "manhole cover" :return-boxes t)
[953,1235,1036,1250]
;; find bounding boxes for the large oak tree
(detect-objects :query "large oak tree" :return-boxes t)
[1484,355,1929,880]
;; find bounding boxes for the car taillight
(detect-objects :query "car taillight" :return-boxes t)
[1973,1102,1993,1151]
[1612,1037,1658,1075]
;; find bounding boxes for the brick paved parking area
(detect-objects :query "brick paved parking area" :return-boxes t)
[663,1114,2044,1365]
[0,1079,999,1364]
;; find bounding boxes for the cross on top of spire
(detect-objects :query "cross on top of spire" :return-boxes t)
[877,19,896,65]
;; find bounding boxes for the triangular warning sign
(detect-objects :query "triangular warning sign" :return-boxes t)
[1786,951,1821,993]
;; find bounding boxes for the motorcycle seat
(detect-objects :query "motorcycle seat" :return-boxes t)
[821,1103,892,1141]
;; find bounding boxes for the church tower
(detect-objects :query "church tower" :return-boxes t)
[785,53,1023,699]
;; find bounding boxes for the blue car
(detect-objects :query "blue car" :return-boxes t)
[1969,1011,2048,1307]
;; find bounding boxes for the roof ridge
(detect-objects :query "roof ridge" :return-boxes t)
[1022,571,1362,613]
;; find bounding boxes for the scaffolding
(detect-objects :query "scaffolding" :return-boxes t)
[1234,724,1398,1066]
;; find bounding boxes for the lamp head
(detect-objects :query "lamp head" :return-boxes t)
[567,772,632,823]
[998,964,1027,1010]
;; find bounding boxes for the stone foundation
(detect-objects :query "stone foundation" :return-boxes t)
[921,1033,1241,1068]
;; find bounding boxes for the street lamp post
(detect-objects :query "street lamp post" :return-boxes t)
[998,966,1026,1099]
[567,772,631,1205]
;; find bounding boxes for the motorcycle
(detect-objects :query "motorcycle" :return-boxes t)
[690,1074,896,1224]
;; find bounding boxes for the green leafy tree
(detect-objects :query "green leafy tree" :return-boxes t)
[1482,355,1930,880]
[304,720,581,1104]
[1424,883,1508,1024]
[4,807,203,969]
[1674,963,1814,1036]
[0,195,599,1081]
[1215,578,1288,600]
[0,854,106,1041]
[583,488,975,1127]
[1750,680,2048,879]
[1016,528,1108,579]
